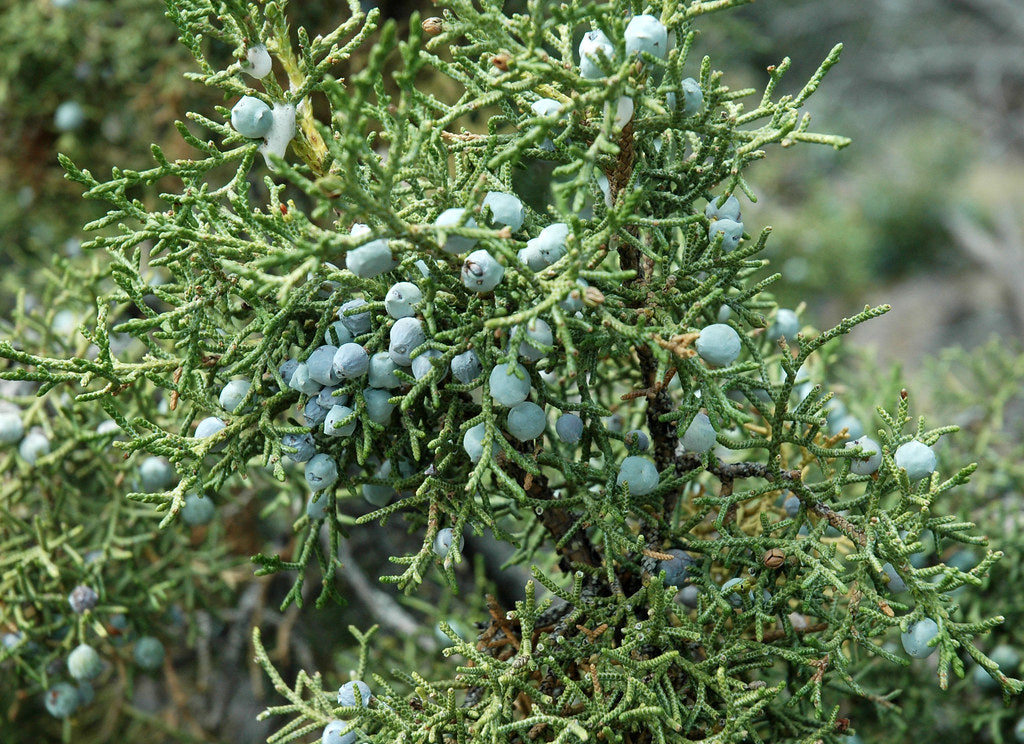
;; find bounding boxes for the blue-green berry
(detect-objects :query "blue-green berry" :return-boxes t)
[489,362,531,406]
[412,349,445,381]
[463,422,497,463]
[483,191,525,231]
[133,636,165,670]
[625,429,650,451]
[181,493,215,526]
[307,491,330,520]
[901,618,939,658]
[68,643,103,680]
[681,412,716,452]
[68,584,98,614]
[708,218,744,251]
[829,414,863,441]
[333,343,369,379]
[44,682,80,718]
[518,243,547,271]
[337,680,372,707]
[721,577,746,607]
[559,278,589,313]
[506,401,546,442]
[676,78,704,116]
[322,720,358,744]
[305,454,339,491]
[54,101,85,132]
[578,29,614,79]
[279,358,300,385]
[535,223,569,265]
[338,299,371,335]
[323,405,356,437]
[363,387,396,424]
[363,461,395,506]
[895,440,936,481]
[18,430,50,464]
[704,194,741,222]
[281,432,316,463]
[656,549,695,587]
[347,224,395,278]
[138,456,174,492]
[218,379,251,413]
[555,413,584,444]
[461,250,504,292]
[288,363,321,395]
[846,436,882,475]
[435,208,478,254]
[230,96,273,138]
[451,350,482,384]
[303,399,329,428]
[616,455,659,496]
[384,281,422,319]
[389,317,425,366]
[433,527,464,558]
[0,411,23,444]
[307,345,341,386]
[624,14,667,59]
[325,320,354,346]
[244,44,272,78]
[881,562,907,593]
[695,324,742,367]
[514,317,553,361]
[368,352,403,389]
[781,493,800,518]
[318,387,348,409]
[767,309,800,342]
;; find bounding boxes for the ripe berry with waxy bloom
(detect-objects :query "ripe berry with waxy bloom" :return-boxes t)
[461,250,504,292]
[616,456,659,496]
[895,440,936,481]
[696,324,742,367]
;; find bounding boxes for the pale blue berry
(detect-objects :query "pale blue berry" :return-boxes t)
[558,278,588,312]
[829,414,863,441]
[681,412,716,452]
[483,192,525,231]
[384,281,422,319]
[0,411,24,444]
[625,429,650,451]
[489,362,531,407]
[616,455,659,496]
[244,44,272,79]
[288,363,321,394]
[579,29,614,79]
[531,98,562,118]
[18,430,50,464]
[433,527,464,557]
[322,720,358,744]
[318,387,348,409]
[133,636,164,670]
[363,460,395,506]
[677,78,703,116]
[279,358,300,385]
[767,309,800,342]
[368,352,403,389]
[195,416,226,441]
[307,345,341,386]
[535,223,569,265]
[708,218,744,251]
[338,299,371,335]
[624,14,667,59]
[435,208,478,254]
[54,101,85,132]
[678,584,700,608]
[704,194,741,222]
[325,320,354,346]
[451,350,482,384]
[412,349,445,381]
[305,454,339,491]
[901,618,939,658]
[389,317,425,366]
[721,577,745,607]
[506,401,546,441]
[307,491,330,520]
[218,379,251,413]
[362,388,396,424]
[139,456,174,492]
[555,413,584,443]
[324,405,356,437]
[303,399,329,428]
[347,224,395,278]
[881,562,907,593]
[181,493,215,526]
[44,683,79,718]
[67,643,103,681]
[258,102,296,168]
[656,549,694,587]
[461,250,504,292]
[895,440,936,481]
[337,680,372,707]
[231,96,273,138]
[333,343,369,379]
[463,422,497,463]
[282,432,316,463]
[846,436,881,475]
[518,243,547,271]
[696,323,741,367]
[68,584,98,614]
[514,317,553,361]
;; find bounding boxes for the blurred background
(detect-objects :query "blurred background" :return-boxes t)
[1,0,1022,742]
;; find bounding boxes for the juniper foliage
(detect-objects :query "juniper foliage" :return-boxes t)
[0,0,1019,742]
